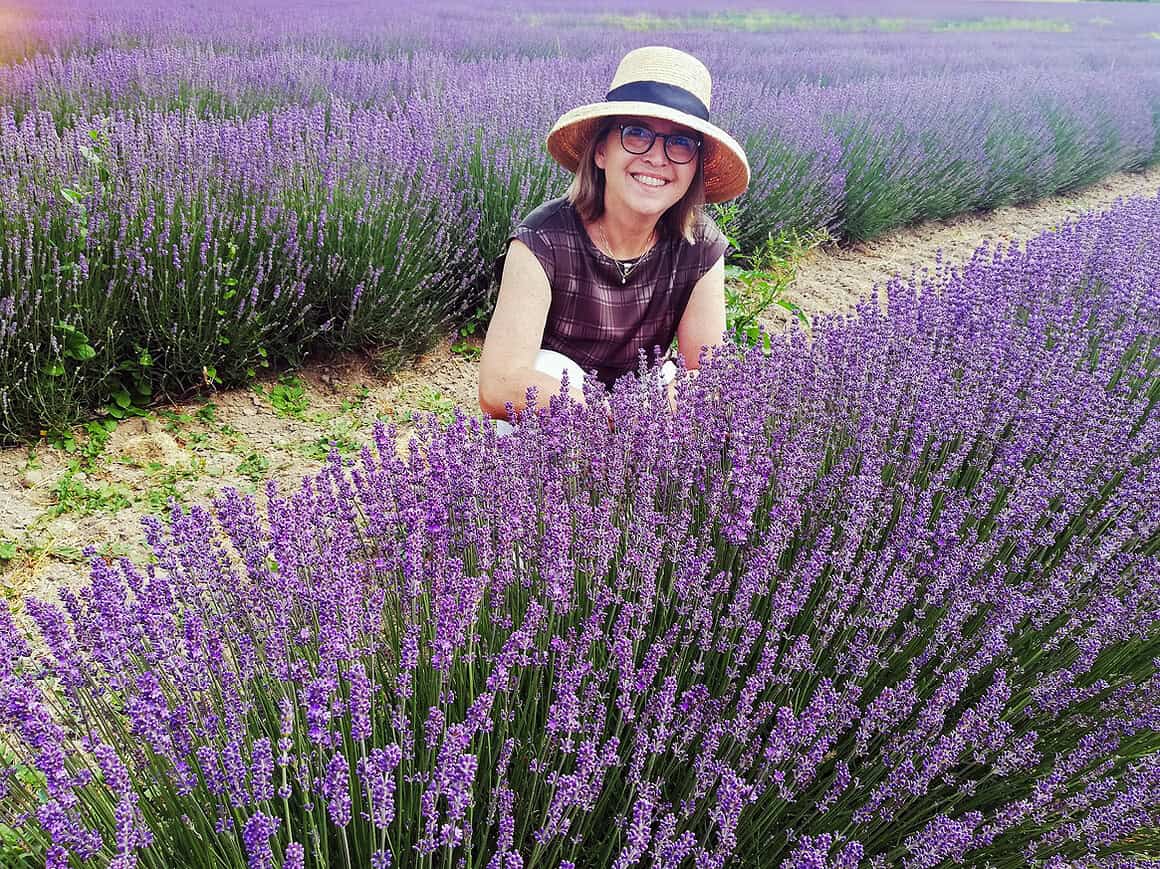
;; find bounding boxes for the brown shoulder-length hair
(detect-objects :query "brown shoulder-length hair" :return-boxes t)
[565,116,707,244]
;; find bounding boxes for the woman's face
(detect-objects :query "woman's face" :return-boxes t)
[594,116,700,223]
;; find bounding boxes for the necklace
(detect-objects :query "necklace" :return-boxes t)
[594,220,654,285]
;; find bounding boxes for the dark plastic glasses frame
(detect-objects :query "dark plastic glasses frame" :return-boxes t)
[617,123,702,164]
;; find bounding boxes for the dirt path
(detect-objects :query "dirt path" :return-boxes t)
[4,164,1159,604]
[762,164,1160,330]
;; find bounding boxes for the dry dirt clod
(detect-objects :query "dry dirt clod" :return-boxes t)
[19,468,55,490]
[116,431,187,468]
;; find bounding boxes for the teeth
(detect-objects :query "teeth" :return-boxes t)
[633,174,667,187]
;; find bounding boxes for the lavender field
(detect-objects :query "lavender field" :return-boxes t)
[1,1,1159,867]
[1,0,1160,438]
[4,190,1159,867]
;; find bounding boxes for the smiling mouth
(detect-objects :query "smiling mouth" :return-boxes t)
[631,173,669,189]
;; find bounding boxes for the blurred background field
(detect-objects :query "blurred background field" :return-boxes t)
[1,0,1159,439]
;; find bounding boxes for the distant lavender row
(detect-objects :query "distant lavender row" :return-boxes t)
[6,26,1160,122]
[11,0,1160,63]
[6,47,1157,244]
[3,192,1157,866]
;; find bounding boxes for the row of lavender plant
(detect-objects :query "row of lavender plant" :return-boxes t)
[3,192,1156,866]
[3,38,1159,438]
[0,101,484,438]
[3,1,1160,437]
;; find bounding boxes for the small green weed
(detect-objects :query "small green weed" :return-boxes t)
[48,471,132,517]
[265,376,310,417]
[451,338,483,361]
[339,385,371,414]
[158,408,193,433]
[384,387,460,428]
[452,303,488,361]
[47,418,117,467]
[0,539,87,569]
[159,403,216,446]
[105,344,155,420]
[297,416,363,460]
[300,434,362,461]
[38,419,130,517]
[716,217,828,350]
[137,459,204,514]
[236,452,270,483]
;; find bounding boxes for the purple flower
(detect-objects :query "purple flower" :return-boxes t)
[242,812,280,869]
[251,737,275,803]
[282,842,305,869]
[320,751,352,828]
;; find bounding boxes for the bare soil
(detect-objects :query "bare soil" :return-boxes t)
[3,165,1158,604]
[760,163,1160,330]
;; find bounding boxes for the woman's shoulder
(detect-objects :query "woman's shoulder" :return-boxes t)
[516,196,577,235]
[666,208,728,258]
[690,208,728,247]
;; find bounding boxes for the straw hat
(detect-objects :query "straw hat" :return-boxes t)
[547,46,750,204]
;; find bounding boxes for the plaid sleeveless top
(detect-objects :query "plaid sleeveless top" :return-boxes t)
[501,197,729,390]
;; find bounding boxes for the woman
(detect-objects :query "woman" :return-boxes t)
[478,46,750,435]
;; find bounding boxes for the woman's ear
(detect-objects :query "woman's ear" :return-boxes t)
[594,136,606,171]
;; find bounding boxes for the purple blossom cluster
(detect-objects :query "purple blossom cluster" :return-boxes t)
[2,191,1157,865]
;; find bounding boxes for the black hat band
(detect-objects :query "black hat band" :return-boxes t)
[605,80,709,121]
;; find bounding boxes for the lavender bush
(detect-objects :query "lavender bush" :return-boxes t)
[0,101,480,436]
[2,192,1156,866]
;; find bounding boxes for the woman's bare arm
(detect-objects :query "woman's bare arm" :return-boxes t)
[479,240,610,425]
[669,254,726,413]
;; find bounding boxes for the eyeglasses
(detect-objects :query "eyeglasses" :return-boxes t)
[618,123,702,165]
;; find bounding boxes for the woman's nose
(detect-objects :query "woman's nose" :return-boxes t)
[642,135,669,163]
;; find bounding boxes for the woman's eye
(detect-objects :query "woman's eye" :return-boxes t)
[671,136,696,149]
[624,125,652,138]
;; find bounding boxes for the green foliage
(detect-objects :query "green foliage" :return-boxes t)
[47,471,131,518]
[48,419,116,466]
[105,345,156,420]
[137,459,202,513]
[715,206,827,350]
[37,419,132,517]
[40,320,97,382]
[0,749,46,866]
[452,303,488,360]
[264,375,310,417]
[338,385,371,414]
[236,451,270,482]
[383,386,459,428]
[298,430,363,461]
